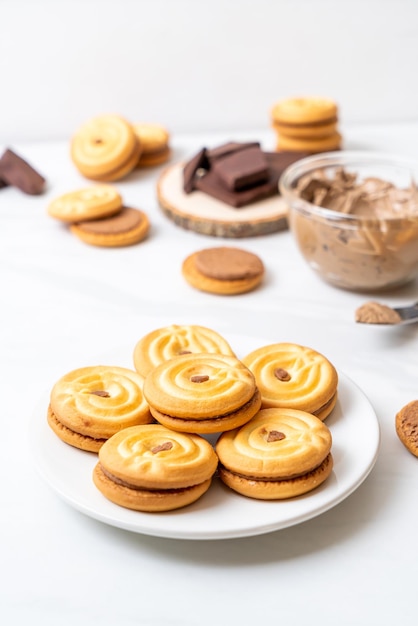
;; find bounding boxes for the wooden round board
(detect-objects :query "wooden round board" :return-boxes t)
[157,162,289,238]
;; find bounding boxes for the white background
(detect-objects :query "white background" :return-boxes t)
[1,0,418,142]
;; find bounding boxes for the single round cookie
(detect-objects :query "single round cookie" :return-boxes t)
[242,342,338,420]
[216,407,333,499]
[271,97,338,126]
[143,353,262,434]
[182,246,265,295]
[276,132,342,153]
[93,424,218,511]
[273,120,338,139]
[396,400,418,457]
[133,324,236,377]
[70,207,150,247]
[133,123,171,167]
[48,365,153,450]
[47,185,123,222]
[71,114,141,181]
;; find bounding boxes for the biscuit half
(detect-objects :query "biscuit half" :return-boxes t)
[70,207,150,247]
[182,247,265,295]
[396,400,418,457]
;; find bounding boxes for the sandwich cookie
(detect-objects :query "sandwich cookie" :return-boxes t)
[396,400,418,457]
[133,324,236,378]
[71,114,141,181]
[70,206,150,247]
[271,97,342,153]
[182,246,265,295]
[143,353,261,434]
[48,365,152,452]
[133,123,171,167]
[242,342,338,420]
[47,185,123,222]
[93,424,218,511]
[216,408,333,499]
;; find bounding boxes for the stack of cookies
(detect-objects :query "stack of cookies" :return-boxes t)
[271,97,342,154]
[47,185,150,247]
[71,114,171,182]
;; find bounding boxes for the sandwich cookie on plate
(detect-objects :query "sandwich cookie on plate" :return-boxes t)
[47,365,152,452]
[216,407,333,499]
[93,424,218,511]
[242,342,338,420]
[143,352,261,434]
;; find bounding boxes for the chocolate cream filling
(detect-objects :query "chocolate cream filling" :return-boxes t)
[99,464,192,493]
[151,388,261,425]
[219,452,332,482]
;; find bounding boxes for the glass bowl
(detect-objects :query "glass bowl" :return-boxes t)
[279,151,418,291]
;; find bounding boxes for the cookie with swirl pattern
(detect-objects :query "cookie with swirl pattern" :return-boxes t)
[242,342,338,420]
[93,424,218,511]
[48,365,152,452]
[216,408,333,499]
[133,324,236,377]
[143,352,261,434]
[71,114,141,181]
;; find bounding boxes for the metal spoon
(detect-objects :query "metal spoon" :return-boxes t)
[392,301,418,325]
[355,301,418,325]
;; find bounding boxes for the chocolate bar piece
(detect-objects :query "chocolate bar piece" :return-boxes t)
[194,167,279,208]
[264,150,310,177]
[211,145,269,191]
[0,148,46,195]
[183,147,209,193]
[206,141,260,163]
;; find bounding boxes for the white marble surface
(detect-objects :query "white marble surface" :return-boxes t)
[1,123,418,625]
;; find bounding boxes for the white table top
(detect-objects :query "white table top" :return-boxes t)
[2,123,418,625]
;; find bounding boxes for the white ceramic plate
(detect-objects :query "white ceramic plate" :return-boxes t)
[31,336,380,540]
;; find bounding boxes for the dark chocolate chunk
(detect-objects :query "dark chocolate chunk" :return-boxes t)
[183,148,209,193]
[211,145,269,191]
[264,151,310,178]
[194,167,279,208]
[0,179,8,189]
[0,149,46,195]
[206,141,260,163]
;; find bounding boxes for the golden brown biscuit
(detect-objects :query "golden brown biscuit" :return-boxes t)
[93,424,218,511]
[242,342,338,420]
[396,400,418,457]
[143,353,261,434]
[47,185,123,223]
[48,365,153,450]
[70,207,150,247]
[182,246,265,295]
[276,132,342,153]
[71,114,141,181]
[272,120,338,139]
[271,97,338,126]
[133,324,236,377]
[47,405,106,453]
[216,407,333,499]
[133,123,171,167]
